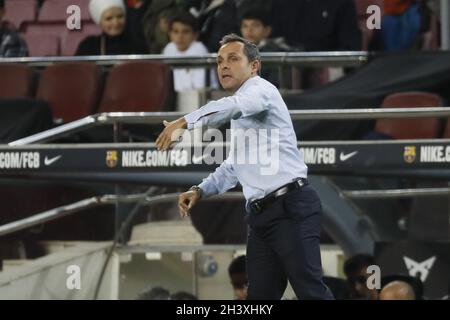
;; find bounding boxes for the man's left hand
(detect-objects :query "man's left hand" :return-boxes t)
[155,118,187,151]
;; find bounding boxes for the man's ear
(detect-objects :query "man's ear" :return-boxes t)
[251,59,261,75]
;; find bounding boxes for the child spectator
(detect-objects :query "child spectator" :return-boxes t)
[240,9,291,87]
[162,11,215,93]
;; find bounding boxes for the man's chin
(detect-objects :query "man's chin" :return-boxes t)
[220,82,236,91]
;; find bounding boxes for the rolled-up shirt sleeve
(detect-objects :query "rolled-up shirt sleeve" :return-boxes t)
[198,157,239,197]
[184,79,270,130]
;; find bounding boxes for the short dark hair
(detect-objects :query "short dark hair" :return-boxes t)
[228,255,246,275]
[0,0,4,9]
[240,9,270,26]
[135,286,170,300]
[169,11,199,33]
[219,33,260,63]
[170,291,198,300]
[228,255,247,289]
[343,254,376,277]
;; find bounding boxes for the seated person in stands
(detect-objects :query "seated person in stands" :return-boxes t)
[0,0,28,57]
[240,9,291,87]
[76,0,145,55]
[228,255,248,300]
[379,280,416,300]
[162,11,213,92]
[343,254,379,300]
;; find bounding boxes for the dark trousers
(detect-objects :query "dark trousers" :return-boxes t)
[245,185,334,300]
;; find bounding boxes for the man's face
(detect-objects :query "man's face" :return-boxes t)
[100,7,125,37]
[348,270,378,300]
[169,22,197,52]
[240,19,271,45]
[217,41,259,92]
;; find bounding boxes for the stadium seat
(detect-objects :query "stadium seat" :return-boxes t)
[23,33,60,56]
[97,61,170,113]
[38,0,91,22]
[442,120,450,139]
[24,22,67,38]
[61,23,101,56]
[374,92,443,139]
[3,0,37,30]
[0,64,33,98]
[36,63,101,122]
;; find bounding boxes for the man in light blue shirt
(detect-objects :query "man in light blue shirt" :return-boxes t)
[156,34,333,300]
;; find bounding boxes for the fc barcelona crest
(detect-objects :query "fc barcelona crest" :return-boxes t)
[106,150,118,168]
[403,146,416,163]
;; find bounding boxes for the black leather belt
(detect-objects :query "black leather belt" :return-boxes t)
[249,178,308,214]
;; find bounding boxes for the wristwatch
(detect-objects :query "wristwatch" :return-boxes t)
[189,185,203,198]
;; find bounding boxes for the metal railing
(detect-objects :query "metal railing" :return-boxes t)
[8,107,450,146]
[2,107,450,238]
[341,187,450,199]
[0,51,369,68]
[0,192,243,238]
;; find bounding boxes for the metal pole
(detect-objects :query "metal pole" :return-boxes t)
[341,187,450,199]
[441,0,450,49]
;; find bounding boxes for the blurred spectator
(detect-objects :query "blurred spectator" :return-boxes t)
[228,255,248,300]
[239,9,291,87]
[135,285,171,300]
[381,0,420,51]
[442,281,450,300]
[142,0,184,54]
[0,0,28,57]
[125,0,150,53]
[162,12,210,92]
[381,274,424,300]
[170,291,198,300]
[343,254,378,300]
[322,276,351,300]
[270,0,362,51]
[76,0,144,55]
[379,281,416,300]
[187,0,239,52]
[236,0,272,17]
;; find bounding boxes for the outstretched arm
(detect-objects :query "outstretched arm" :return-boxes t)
[156,82,269,151]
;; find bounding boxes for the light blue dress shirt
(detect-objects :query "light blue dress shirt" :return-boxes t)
[184,76,308,203]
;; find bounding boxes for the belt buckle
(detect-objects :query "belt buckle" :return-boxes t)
[296,178,306,188]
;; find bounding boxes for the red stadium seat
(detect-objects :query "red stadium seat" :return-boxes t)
[442,120,450,139]
[97,61,170,113]
[38,0,91,22]
[0,64,33,98]
[22,33,60,56]
[3,0,37,29]
[24,22,67,38]
[61,23,101,56]
[374,92,443,139]
[36,63,101,122]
